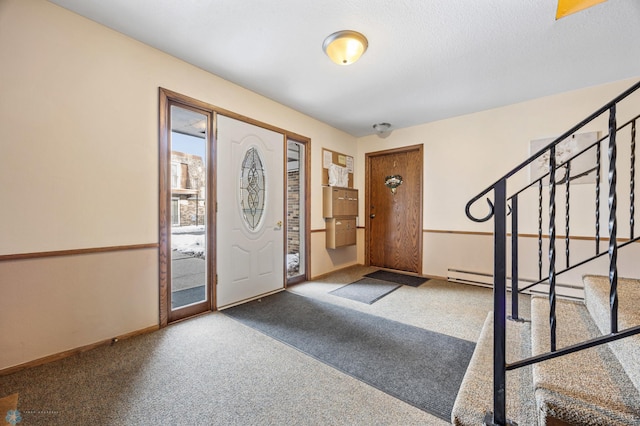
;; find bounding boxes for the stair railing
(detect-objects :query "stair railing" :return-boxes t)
[465,80,640,426]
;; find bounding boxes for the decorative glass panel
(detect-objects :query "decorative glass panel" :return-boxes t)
[240,147,266,230]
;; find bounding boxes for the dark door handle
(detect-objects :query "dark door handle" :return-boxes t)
[370,214,376,218]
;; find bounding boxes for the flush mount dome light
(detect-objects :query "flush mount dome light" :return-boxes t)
[322,30,368,65]
[373,122,391,134]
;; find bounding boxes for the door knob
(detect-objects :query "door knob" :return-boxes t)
[370,214,376,219]
[276,220,283,230]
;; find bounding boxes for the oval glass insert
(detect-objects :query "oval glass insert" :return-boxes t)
[239,147,266,230]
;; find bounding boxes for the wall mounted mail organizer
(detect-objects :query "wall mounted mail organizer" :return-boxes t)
[322,148,354,188]
[322,148,357,249]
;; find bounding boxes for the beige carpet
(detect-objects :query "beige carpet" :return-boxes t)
[292,265,530,342]
[0,265,503,425]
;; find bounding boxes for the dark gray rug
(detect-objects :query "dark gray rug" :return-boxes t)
[171,285,205,309]
[329,278,401,304]
[223,291,475,421]
[364,270,429,287]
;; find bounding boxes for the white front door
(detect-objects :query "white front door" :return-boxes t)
[216,115,284,308]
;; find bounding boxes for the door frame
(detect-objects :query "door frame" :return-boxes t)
[158,88,311,326]
[159,89,217,325]
[364,144,424,274]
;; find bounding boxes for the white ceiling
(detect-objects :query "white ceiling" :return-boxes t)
[48,0,640,137]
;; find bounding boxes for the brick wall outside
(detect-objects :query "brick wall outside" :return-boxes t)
[178,199,206,226]
[172,151,206,227]
[287,169,300,255]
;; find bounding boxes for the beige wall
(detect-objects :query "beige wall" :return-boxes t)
[356,77,640,282]
[0,0,356,256]
[0,0,357,370]
[0,249,158,369]
[1,0,638,370]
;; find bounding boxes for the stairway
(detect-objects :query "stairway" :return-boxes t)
[452,275,640,425]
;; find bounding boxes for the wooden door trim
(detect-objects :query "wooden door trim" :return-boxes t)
[159,89,217,326]
[365,144,424,274]
[159,88,311,325]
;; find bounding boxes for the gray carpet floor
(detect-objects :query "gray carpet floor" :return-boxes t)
[0,265,521,425]
[224,291,475,420]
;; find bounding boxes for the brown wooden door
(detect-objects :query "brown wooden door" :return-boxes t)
[366,145,423,273]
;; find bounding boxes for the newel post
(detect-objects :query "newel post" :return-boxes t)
[490,179,508,425]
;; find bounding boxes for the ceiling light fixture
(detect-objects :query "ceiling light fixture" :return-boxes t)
[322,30,368,66]
[373,122,391,134]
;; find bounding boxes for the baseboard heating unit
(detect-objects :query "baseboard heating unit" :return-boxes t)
[447,268,584,301]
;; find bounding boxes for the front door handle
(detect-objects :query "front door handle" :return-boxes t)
[370,214,376,219]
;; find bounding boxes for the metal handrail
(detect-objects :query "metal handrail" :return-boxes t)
[465,80,640,426]
[517,234,640,294]
[507,324,640,371]
[466,80,640,223]
[509,113,640,201]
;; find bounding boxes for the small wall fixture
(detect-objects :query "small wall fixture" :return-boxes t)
[322,30,368,65]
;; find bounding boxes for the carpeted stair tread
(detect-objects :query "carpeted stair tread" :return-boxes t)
[451,312,537,425]
[531,296,640,425]
[583,274,640,394]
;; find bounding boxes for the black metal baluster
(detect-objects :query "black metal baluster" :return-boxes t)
[492,179,508,425]
[608,106,618,334]
[631,120,636,240]
[566,162,571,268]
[596,142,601,255]
[549,146,557,352]
[511,195,519,321]
[462,82,640,426]
[538,180,543,281]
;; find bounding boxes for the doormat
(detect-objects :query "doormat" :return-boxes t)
[329,278,401,304]
[223,291,475,421]
[364,270,429,287]
[171,285,205,309]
